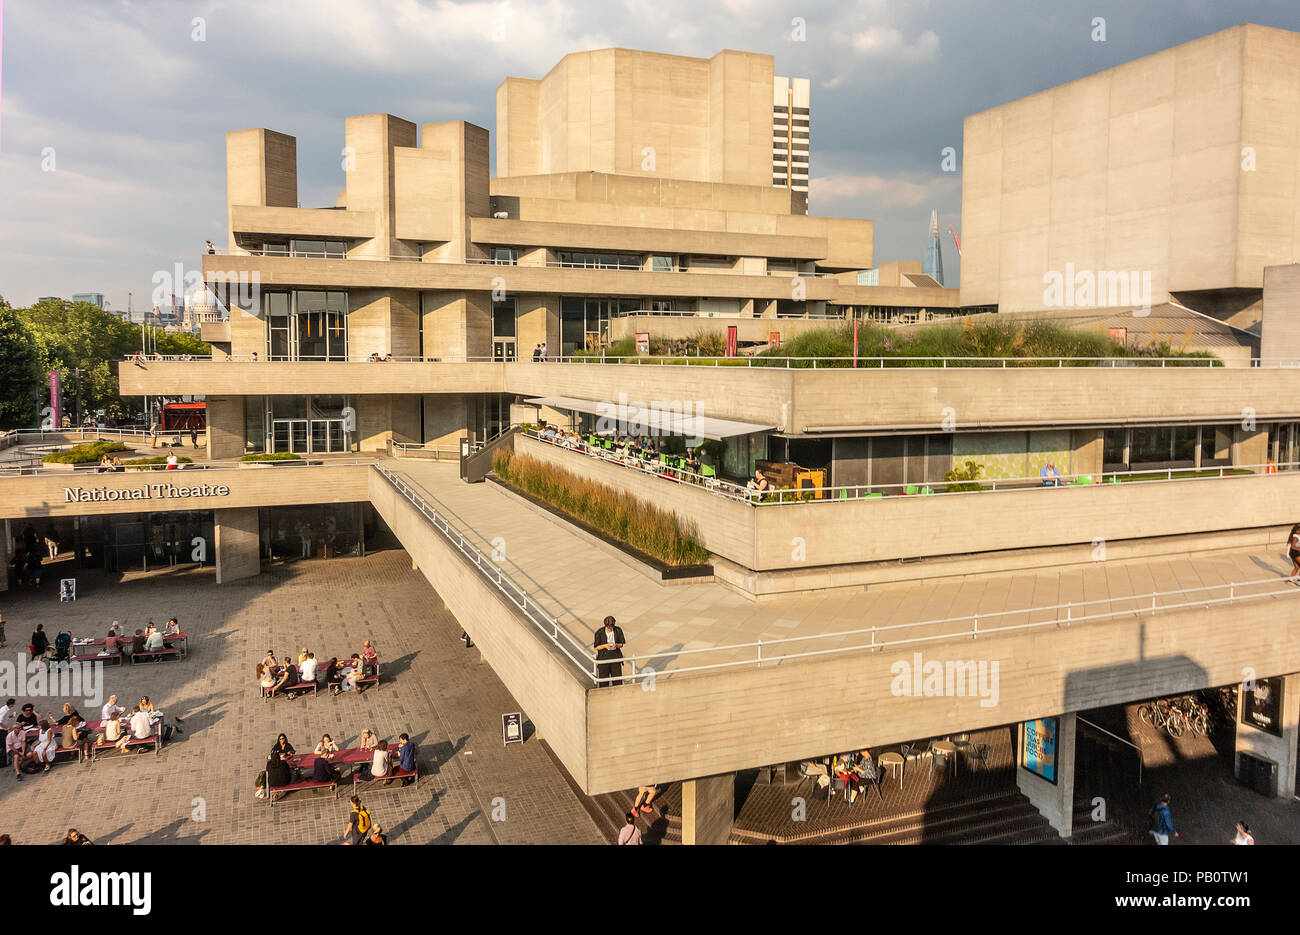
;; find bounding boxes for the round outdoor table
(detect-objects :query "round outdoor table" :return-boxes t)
[931,740,958,777]
[879,752,904,788]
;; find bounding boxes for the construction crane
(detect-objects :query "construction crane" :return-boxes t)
[949,225,962,257]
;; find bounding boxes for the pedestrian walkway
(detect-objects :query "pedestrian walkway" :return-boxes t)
[0,551,604,845]
[394,461,1300,679]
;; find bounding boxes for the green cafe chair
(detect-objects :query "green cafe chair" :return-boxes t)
[905,485,919,496]
[838,488,848,500]
[864,492,884,500]
[701,464,717,478]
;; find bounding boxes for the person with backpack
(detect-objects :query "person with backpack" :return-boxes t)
[30,624,49,658]
[1149,793,1178,845]
[343,796,372,845]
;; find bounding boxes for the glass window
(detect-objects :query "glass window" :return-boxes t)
[1203,425,1232,463]
[493,299,516,338]
[262,242,289,256]
[1103,429,1126,465]
[490,247,518,265]
[244,396,266,454]
[1172,426,1197,462]
[1130,427,1172,463]
[557,251,640,270]
[650,255,675,272]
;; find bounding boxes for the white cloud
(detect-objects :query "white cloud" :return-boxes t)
[810,171,959,208]
[846,26,941,62]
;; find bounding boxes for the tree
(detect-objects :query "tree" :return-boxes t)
[0,301,41,428]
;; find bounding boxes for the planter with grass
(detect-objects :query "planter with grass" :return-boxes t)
[40,440,131,471]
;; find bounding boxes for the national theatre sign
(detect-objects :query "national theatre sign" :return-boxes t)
[63,482,233,503]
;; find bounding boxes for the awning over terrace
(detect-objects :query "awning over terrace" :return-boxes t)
[525,396,775,441]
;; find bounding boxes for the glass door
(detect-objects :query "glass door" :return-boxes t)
[493,339,516,361]
[273,420,309,453]
[309,419,347,452]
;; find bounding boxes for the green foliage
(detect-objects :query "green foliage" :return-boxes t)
[750,318,1220,367]
[944,460,985,492]
[5,298,212,424]
[239,452,305,462]
[492,449,710,565]
[41,440,129,464]
[122,455,194,469]
[0,304,41,428]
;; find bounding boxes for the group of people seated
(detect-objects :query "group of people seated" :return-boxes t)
[802,749,879,804]
[94,455,126,472]
[537,426,711,476]
[95,618,181,657]
[257,640,380,698]
[367,352,394,362]
[1,693,178,775]
[264,728,418,789]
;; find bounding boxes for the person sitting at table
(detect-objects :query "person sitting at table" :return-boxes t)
[312,750,340,784]
[104,629,121,655]
[15,704,42,730]
[342,653,364,692]
[262,648,278,671]
[56,703,84,727]
[59,711,91,764]
[163,617,180,637]
[31,721,58,771]
[747,469,769,493]
[367,740,391,784]
[395,733,418,784]
[360,640,379,678]
[271,733,296,759]
[358,729,379,753]
[323,657,342,694]
[127,706,154,753]
[143,628,165,652]
[270,656,299,697]
[1039,461,1062,487]
[257,663,276,696]
[266,749,292,788]
[6,725,27,780]
[315,734,339,756]
[61,829,93,845]
[684,449,701,474]
[100,695,123,724]
[130,629,146,655]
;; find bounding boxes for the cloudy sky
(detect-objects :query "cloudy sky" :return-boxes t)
[1,0,1296,311]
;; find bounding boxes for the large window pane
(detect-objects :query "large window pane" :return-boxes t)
[1172,426,1197,462]
[1130,427,1172,463]
[1103,429,1126,465]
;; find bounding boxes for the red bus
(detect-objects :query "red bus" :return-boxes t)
[159,402,206,432]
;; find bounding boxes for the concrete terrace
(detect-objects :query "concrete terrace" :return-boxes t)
[393,460,1300,680]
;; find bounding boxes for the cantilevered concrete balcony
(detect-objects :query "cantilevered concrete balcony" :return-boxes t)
[121,357,1300,434]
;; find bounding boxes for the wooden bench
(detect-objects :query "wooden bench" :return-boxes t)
[90,733,161,761]
[330,662,381,695]
[261,680,318,702]
[268,777,338,805]
[351,762,418,791]
[72,652,124,666]
[130,647,183,664]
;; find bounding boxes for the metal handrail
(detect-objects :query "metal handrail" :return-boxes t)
[376,459,1300,686]
[0,456,377,477]
[373,465,601,682]
[520,433,1296,505]
[1077,716,1143,785]
[118,352,1277,368]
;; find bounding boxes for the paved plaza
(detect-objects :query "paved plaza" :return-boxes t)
[396,460,1300,677]
[0,549,604,845]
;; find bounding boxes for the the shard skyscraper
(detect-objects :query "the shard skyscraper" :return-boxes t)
[923,209,945,286]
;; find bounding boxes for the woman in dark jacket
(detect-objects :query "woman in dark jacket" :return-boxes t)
[30,625,49,657]
[271,733,296,758]
[266,750,292,787]
[323,657,342,694]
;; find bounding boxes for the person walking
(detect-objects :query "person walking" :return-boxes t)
[343,795,372,845]
[616,811,642,845]
[1231,821,1254,845]
[594,615,626,686]
[531,344,541,362]
[1149,793,1178,845]
[30,624,49,658]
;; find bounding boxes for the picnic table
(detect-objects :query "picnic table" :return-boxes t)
[71,632,188,658]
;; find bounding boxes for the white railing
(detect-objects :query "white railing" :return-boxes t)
[0,455,377,477]
[118,352,1281,368]
[387,441,461,462]
[522,432,1295,506]
[374,465,604,682]
[377,457,1300,686]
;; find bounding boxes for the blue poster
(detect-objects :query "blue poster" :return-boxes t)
[1021,717,1058,784]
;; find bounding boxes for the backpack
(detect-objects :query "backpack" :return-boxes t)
[353,806,372,835]
[1148,804,1164,832]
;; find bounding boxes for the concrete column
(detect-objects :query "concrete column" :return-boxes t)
[206,396,246,460]
[680,772,735,845]
[1015,713,1077,837]
[1234,672,1300,799]
[214,507,260,584]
